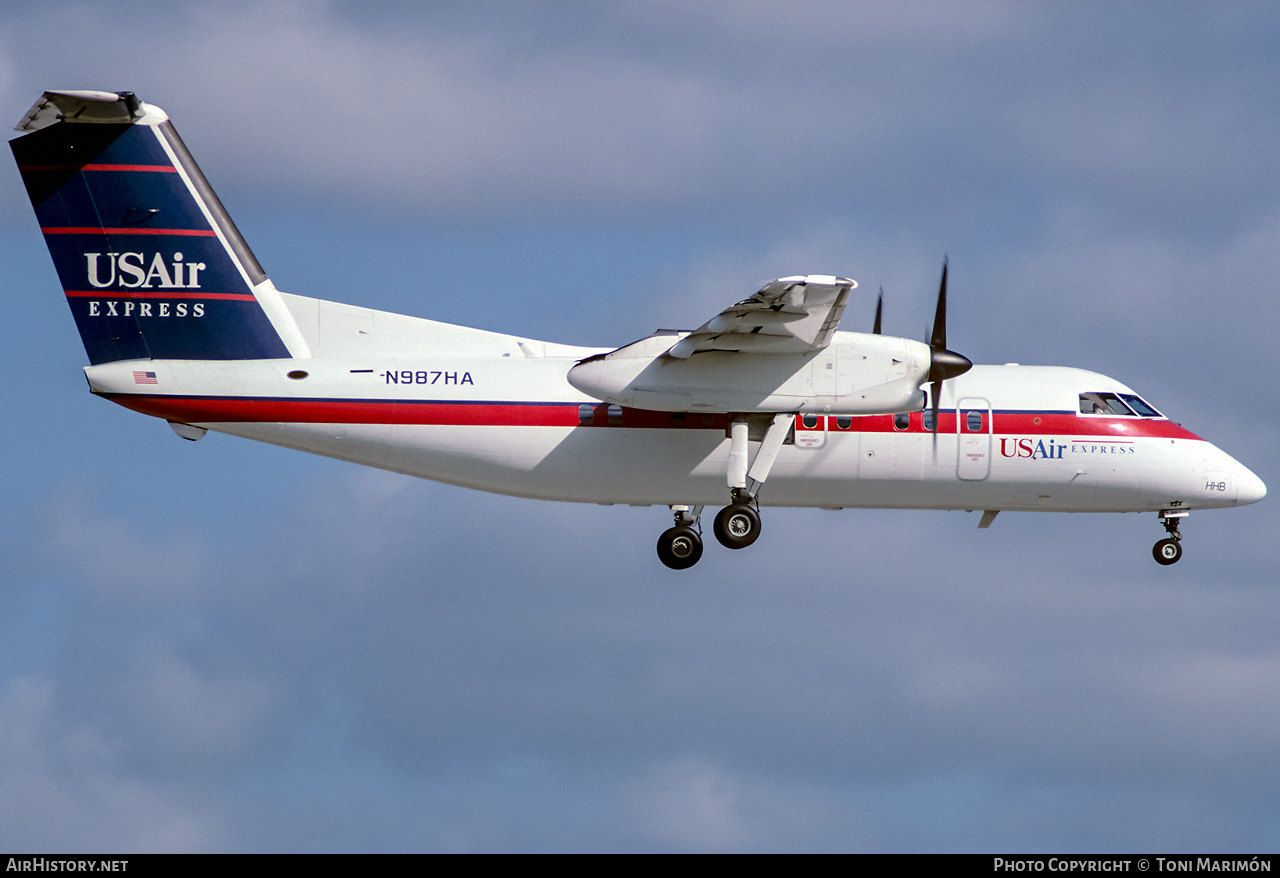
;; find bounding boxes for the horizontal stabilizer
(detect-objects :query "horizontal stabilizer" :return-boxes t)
[15,90,143,131]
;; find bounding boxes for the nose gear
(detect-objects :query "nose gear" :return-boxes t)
[1153,510,1186,566]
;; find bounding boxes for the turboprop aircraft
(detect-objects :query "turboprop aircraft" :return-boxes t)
[11,90,1266,570]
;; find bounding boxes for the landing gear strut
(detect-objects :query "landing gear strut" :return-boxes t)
[657,412,791,569]
[657,506,704,570]
[714,412,791,552]
[1153,511,1185,566]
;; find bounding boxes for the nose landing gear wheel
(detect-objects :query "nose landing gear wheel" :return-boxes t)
[658,526,703,570]
[713,503,761,550]
[1153,538,1182,566]
[1154,511,1185,566]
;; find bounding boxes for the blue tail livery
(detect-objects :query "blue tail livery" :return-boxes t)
[11,90,306,364]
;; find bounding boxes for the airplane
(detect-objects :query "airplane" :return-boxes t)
[10,90,1266,570]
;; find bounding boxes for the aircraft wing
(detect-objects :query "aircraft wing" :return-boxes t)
[666,275,856,359]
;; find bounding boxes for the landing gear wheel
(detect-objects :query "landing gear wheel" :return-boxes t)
[713,503,761,550]
[658,526,703,570]
[1153,538,1183,566]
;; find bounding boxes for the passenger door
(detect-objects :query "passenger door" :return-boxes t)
[956,397,992,480]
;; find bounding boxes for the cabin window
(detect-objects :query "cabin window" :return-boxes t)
[836,415,852,430]
[966,410,983,432]
[801,414,820,429]
[1079,392,1136,416]
[607,404,623,426]
[921,410,935,432]
[578,403,595,426]
[893,413,910,431]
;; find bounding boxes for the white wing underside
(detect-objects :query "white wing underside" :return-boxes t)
[667,275,856,358]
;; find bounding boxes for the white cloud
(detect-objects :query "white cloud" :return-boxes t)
[626,756,861,852]
[630,757,751,850]
[120,654,280,765]
[12,0,1267,226]
[0,676,228,851]
[33,488,206,597]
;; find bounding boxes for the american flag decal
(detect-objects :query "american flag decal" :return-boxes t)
[133,371,158,385]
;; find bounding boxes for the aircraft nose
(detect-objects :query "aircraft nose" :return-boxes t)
[1237,465,1267,506]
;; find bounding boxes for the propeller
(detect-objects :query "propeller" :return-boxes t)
[925,259,973,433]
[872,287,883,335]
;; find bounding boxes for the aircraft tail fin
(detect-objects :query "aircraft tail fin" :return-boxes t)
[10,91,308,364]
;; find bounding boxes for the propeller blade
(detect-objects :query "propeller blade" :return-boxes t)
[930,260,948,353]
[923,257,971,433]
[926,258,972,387]
[873,288,883,335]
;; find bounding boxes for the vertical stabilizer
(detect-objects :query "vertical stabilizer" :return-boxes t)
[11,90,309,364]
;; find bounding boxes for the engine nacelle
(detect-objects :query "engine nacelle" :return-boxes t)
[567,330,931,414]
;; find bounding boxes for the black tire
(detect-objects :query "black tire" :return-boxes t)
[1153,538,1182,566]
[658,526,703,570]
[713,503,761,550]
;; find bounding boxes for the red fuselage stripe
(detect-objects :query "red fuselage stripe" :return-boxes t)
[107,396,586,427]
[99,394,1206,440]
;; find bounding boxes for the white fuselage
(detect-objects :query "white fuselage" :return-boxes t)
[81,293,1265,516]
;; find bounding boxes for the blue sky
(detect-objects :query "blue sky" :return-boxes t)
[1,1,1278,852]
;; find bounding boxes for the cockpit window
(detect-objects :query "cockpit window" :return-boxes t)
[1119,393,1162,418]
[1079,393,1135,415]
[1079,392,1161,417]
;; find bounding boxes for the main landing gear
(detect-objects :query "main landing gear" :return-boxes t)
[1153,510,1186,566]
[657,506,704,570]
[656,499,764,569]
[657,413,791,569]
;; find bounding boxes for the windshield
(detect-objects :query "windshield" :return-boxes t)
[1079,392,1162,418]
[1118,393,1162,417]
